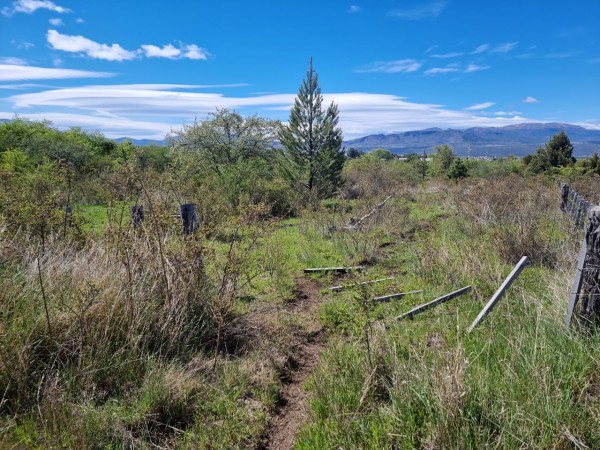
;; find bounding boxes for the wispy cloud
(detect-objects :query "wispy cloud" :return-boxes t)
[0,57,28,65]
[0,63,113,81]
[522,96,539,104]
[49,17,64,26]
[431,52,464,59]
[465,102,495,111]
[2,0,70,17]
[387,1,447,20]
[75,17,84,23]
[465,63,490,73]
[11,39,35,50]
[424,66,459,75]
[494,111,522,116]
[2,84,548,139]
[47,30,210,62]
[544,50,582,59]
[347,5,360,13]
[471,44,489,54]
[493,42,518,53]
[356,59,422,73]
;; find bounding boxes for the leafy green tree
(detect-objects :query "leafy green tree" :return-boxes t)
[429,144,456,176]
[367,148,394,160]
[526,131,576,174]
[169,108,279,211]
[447,157,469,179]
[346,147,364,159]
[279,59,344,199]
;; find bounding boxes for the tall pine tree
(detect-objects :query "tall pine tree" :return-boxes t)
[279,59,344,199]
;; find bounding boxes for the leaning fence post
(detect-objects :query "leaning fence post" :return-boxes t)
[131,204,144,228]
[468,256,529,333]
[560,183,568,211]
[565,235,589,327]
[180,203,199,234]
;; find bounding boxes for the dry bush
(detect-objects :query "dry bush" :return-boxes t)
[447,176,576,267]
[569,174,600,205]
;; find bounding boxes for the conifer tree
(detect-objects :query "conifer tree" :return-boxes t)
[279,59,344,199]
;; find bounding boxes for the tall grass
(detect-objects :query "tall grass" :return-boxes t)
[298,177,600,449]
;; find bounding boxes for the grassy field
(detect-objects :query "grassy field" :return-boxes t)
[1,176,599,449]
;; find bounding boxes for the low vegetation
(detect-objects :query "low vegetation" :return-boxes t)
[1,70,599,448]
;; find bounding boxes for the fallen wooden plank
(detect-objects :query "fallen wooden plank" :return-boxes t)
[395,286,472,321]
[467,256,529,333]
[374,290,423,303]
[329,277,395,292]
[304,266,365,274]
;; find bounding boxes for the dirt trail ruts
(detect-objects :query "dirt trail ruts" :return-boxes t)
[262,277,326,450]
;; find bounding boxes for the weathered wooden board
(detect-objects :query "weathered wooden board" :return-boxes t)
[467,256,528,333]
[394,286,472,321]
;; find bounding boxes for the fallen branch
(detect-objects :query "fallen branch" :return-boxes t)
[342,193,393,230]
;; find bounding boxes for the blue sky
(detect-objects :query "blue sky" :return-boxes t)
[0,0,599,140]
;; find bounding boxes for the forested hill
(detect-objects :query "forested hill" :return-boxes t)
[344,123,600,157]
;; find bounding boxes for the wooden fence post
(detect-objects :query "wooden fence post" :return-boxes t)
[131,204,144,228]
[180,203,198,234]
[565,236,589,327]
[581,207,600,323]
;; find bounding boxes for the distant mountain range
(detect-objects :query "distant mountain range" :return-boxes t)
[343,123,600,157]
[2,118,599,157]
[114,137,167,147]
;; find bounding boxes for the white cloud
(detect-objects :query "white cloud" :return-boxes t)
[465,64,490,73]
[493,42,518,53]
[3,84,555,139]
[2,0,70,17]
[76,17,84,23]
[523,96,539,103]
[348,5,360,13]
[465,102,495,111]
[183,44,209,60]
[424,66,459,75]
[388,1,447,20]
[471,44,489,54]
[0,64,113,81]
[47,29,138,61]
[431,52,464,59]
[49,17,64,26]
[356,59,422,73]
[141,44,181,59]
[46,30,209,62]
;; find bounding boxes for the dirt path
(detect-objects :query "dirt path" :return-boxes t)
[262,277,326,450]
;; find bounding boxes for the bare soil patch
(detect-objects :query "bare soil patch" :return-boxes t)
[259,277,326,450]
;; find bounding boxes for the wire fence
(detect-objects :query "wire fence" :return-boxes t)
[561,183,600,327]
